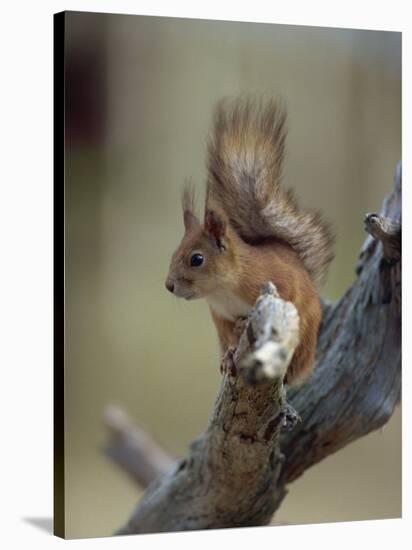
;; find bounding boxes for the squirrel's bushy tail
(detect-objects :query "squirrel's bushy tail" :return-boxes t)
[206,96,334,284]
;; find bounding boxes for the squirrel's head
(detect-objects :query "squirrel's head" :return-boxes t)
[165,186,236,300]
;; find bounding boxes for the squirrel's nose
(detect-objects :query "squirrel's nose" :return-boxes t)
[165,280,175,294]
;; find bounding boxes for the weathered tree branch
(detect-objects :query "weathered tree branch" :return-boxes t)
[277,162,401,487]
[104,405,175,488]
[104,162,401,535]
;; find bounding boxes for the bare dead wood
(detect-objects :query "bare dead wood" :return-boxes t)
[276,161,401,488]
[104,162,401,535]
[104,406,175,488]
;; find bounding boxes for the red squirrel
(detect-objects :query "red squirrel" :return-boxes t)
[165,97,334,385]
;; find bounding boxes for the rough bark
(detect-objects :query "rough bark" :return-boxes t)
[104,162,401,535]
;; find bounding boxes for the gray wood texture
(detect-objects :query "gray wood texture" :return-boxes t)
[104,162,401,535]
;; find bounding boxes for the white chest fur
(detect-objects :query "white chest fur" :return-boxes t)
[206,288,252,322]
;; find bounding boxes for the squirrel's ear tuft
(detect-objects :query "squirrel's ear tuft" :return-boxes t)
[182,183,199,231]
[205,209,226,250]
[183,210,199,231]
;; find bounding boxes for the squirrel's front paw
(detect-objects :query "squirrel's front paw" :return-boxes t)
[220,346,237,377]
[234,316,248,338]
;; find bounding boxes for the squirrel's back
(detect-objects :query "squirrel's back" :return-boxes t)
[206,96,334,284]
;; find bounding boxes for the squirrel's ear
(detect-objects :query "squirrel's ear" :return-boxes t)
[182,183,200,231]
[183,210,200,231]
[205,209,226,250]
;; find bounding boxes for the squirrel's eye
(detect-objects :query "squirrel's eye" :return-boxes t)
[190,253,204,267]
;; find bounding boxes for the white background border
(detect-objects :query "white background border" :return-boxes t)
[0,1,409,548]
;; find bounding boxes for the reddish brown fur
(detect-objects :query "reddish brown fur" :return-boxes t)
[208,227,321,385]
[166,96,333,385]
[166,214,321,385]
[206,96,335,285]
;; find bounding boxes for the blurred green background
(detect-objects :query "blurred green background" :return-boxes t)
[63,12,401,539]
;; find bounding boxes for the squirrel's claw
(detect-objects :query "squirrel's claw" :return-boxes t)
[220,347,237,377]
[234,316,248,338]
